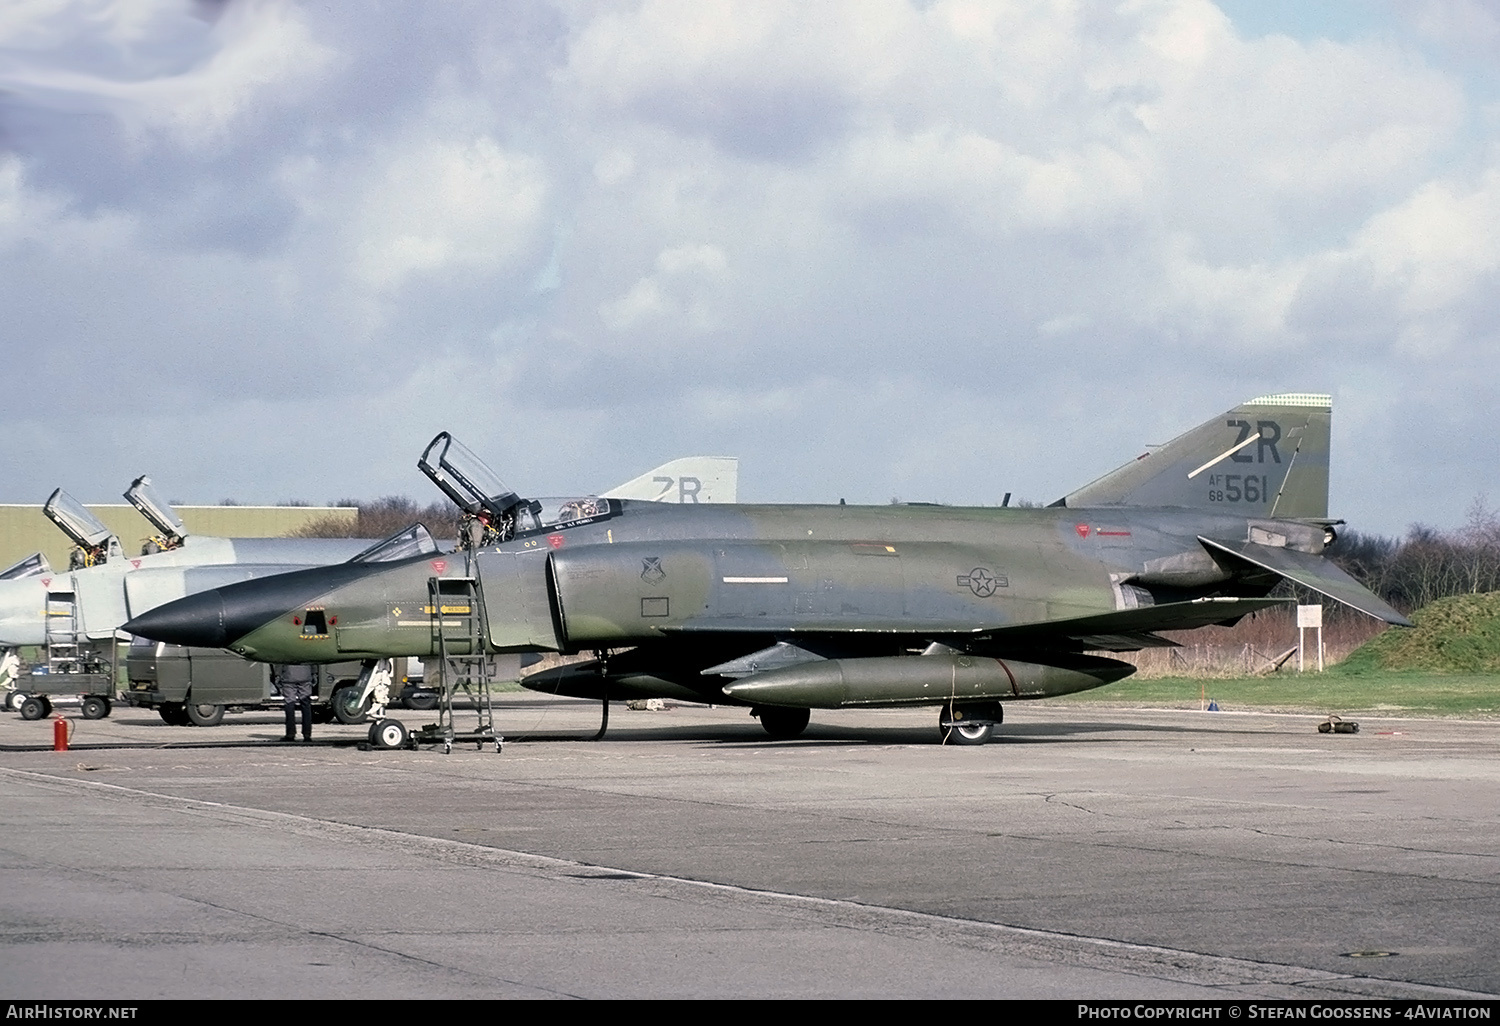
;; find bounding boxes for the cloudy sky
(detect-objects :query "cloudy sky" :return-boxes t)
[2,0,1497,536]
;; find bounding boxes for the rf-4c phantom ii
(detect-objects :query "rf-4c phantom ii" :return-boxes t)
[1,459,736,718]
[125,393,1409,745]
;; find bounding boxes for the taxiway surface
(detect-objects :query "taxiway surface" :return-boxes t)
[1,697,1496,999]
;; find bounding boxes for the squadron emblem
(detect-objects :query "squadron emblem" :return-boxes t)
[641,557,666,584]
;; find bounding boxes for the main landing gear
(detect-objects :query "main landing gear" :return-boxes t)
[753,706,810,740]
[939,701,1003,746]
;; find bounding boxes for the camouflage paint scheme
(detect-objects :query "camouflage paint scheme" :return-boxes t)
[0,459,735,650]
[125,395,1409,742]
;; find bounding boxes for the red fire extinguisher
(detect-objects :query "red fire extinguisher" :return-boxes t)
[53,716,70,752]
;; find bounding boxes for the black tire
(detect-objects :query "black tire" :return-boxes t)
[371,718,409,750]
[404,689,438,711]
[4,690,25,712]
[81,696,110,720]
[20,697,46,721]
[159,702,190,726]
[941,720,994,746]
[185,702,224,727]
[332,686,371,724]
[758,707,810,740]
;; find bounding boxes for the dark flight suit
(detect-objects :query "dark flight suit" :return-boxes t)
[272,663,316,741]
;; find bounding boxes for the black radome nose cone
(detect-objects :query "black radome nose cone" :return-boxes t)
[124,590,231,648]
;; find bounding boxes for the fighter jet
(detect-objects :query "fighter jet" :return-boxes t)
[0,459,740,650]
[125,394,1409,745]
[1,483,371,650]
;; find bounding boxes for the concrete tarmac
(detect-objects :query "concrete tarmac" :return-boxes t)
[1,695,1497,999]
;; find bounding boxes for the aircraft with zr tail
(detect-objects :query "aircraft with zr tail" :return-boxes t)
[125,393,1408,745]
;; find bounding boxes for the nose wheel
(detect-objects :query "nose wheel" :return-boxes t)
[368,718,410,750]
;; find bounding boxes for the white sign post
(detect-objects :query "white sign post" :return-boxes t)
[1297,604,1324,673]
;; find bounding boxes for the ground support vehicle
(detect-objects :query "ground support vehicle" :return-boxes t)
[124,640,426,726]
[17,638,118,721]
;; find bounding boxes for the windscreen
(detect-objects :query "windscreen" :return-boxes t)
[124,476,188,541]
[0,552,50,580]
[43,489,114,548]
[347,523,439,564]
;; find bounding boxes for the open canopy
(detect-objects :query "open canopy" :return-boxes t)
[418,432,521,521]
[124,476,188,543]
[43,489,115,549]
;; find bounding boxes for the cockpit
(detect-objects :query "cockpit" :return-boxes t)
[516,496,613,533]
[43,489,122,568]
[124,476,189,554]
[418,432,619,547]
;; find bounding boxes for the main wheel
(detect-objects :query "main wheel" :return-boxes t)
[403,689,438,711]
[81,696,110,720]
[332,686,371,724]
[20,696,47,721]
[185,702,224,727]
[941,721,994,746]
[757,706,810,740]
[371,719,409,750]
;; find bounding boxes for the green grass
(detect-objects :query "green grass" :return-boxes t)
[1339,591,1500,674]
[1063,591,1500,717]
[1066,670,1500,717]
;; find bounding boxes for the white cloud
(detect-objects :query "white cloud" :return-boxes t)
[0,154,135,254]
[350,137,549,292]
[601,242,729,332]
[3,1,1499,535]
[1356,170,1500,314]
[0,0,336,147]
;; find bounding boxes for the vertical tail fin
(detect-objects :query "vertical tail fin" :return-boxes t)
[602,457,739,503]
[1058,393,1331,518]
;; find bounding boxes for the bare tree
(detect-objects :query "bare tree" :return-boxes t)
[290,496,460,540]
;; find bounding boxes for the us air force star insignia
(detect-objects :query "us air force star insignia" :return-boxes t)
[641,557,666,584]
[957,567,1007,597]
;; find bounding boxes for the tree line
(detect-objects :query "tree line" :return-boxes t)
[1328,496,1500,612]
[291,496,462,541]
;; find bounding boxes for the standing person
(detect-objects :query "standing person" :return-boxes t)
[271,663,316,742]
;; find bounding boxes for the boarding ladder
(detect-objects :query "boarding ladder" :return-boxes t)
[45,591,82,674]
[413,575,503,754]
[34,589,116,705]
